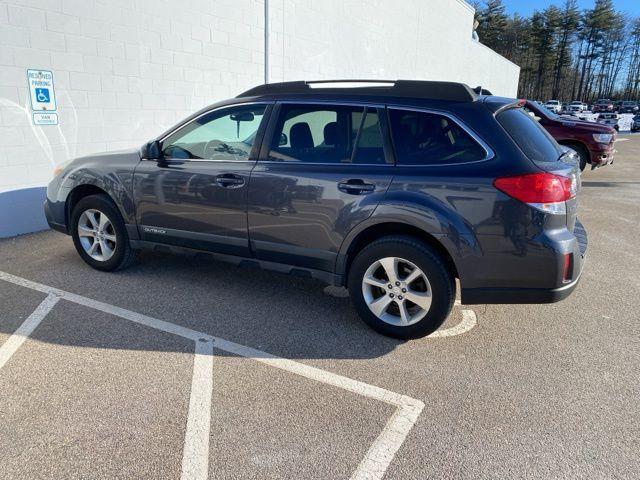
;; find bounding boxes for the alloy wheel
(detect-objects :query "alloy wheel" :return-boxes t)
[361,256,432,326]
[77,209,117,262]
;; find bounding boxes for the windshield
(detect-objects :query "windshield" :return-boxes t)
[498,107,563,164]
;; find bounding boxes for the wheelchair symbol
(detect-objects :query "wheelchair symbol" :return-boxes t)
[35,88,50,103]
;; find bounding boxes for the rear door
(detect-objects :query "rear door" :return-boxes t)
[247,102,394,271]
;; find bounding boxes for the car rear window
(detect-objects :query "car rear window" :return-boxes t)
[497,107,563,164]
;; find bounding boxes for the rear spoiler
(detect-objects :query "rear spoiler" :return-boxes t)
[473,86,493,95]
[482,96,525,114]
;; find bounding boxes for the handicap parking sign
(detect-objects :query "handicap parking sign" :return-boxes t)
[27,69,56,112]
[35,88,50,103]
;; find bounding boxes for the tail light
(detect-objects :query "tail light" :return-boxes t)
[493,172,576,214]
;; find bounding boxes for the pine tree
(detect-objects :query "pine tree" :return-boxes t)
[474,0,638,102]
[475,0,509,54]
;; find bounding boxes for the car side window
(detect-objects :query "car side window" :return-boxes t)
[268,104,386,164]
[162,104,266,161]
[389,109,486,165]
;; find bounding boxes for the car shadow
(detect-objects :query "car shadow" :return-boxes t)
[1,232,414,361]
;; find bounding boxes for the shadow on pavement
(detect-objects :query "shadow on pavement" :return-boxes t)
[0,231,410,361]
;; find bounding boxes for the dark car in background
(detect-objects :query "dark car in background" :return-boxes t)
[593,99,614,113]
[619,101,639,113]
[524,100,615,170]
[631,114,640,132]
[44,80,587,339]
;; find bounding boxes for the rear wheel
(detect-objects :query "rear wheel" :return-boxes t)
[70,194,138,271]
[348,235,455,339]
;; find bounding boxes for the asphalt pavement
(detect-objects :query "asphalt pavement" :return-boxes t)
[0,134,638,479]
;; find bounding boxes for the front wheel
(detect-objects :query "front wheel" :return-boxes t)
[566,143,589,172]
[70,194,138,271]
[348,235,455,339]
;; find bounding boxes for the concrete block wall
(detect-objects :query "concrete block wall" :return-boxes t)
[0,0,265,195]
[0,0,519,237]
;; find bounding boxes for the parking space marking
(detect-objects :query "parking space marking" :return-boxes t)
[0,270,424,480]
[430,301,477,338]
[0,293,60,370]
[211,335,425,480]
[0,271,215,480]
[182,339,215,480]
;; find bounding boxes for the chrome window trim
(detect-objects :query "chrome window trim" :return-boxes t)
[257,161,395,167]
[386,105,495,166]
[156,101,273,163]
[153,99,495,167]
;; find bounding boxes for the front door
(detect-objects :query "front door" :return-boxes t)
[134,103,270,256]
[247,103,394,272]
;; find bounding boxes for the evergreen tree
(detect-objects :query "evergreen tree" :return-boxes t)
[475,0,509,54]
[474,0,638,102]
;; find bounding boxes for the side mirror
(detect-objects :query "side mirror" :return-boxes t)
[142,140,162,160]
[279,133,288,146]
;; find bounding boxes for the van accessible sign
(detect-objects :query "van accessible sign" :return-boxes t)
[32,112,59,125]
[27,69,57,113]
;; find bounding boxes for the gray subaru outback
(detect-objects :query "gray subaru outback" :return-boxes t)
[45,80,587,338]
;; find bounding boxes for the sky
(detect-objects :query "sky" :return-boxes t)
[503,0,640,17]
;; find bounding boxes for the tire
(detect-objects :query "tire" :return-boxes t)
[347,235,455,339]
[70,194,138,271]
[566,143,589,171]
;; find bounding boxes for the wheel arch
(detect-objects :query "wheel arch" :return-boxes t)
[338,222,461,286]
[66,184,119,232]
[558,139,589,158]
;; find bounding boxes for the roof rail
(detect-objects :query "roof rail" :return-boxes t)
[237,80,477,102]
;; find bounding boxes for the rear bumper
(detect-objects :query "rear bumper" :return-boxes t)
[462,219,587,305]
[462,273,581,304]
[589,145,615,167]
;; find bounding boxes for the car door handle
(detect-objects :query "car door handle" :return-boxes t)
[338,180,376,195]
[215,174,245,188]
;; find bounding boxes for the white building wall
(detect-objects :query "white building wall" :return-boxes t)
[0,0,265,195]
[0,0,518,204]
[268,0,518,97]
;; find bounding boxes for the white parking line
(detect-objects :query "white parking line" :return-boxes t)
[0,293,59,370]
[430,306,477,338]
[0,271,424,480]
[181,339,215,480]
